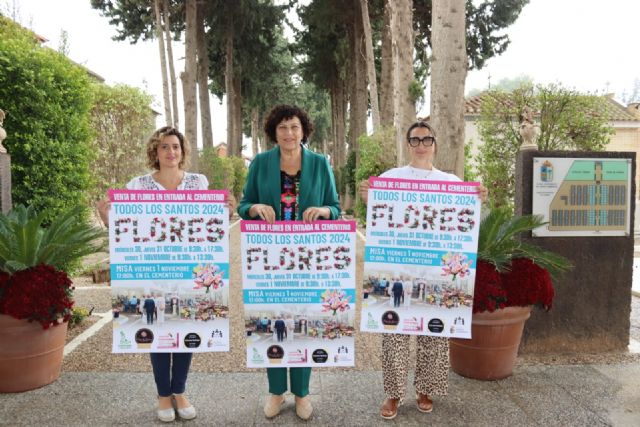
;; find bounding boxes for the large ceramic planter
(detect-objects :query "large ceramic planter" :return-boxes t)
[449,306,531,380]
[0,314,68,392]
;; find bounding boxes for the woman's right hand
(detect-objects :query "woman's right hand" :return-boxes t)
[359,180,371,203]
[96,199,110,227]
[249,203,276,224]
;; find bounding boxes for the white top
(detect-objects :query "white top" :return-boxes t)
[402,280,413,292]
[126,172,209,190]
[380,165,461,182]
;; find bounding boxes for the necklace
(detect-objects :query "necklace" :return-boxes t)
[408,165,434,179]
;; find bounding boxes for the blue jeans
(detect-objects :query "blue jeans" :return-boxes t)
[150,353,193,397]
[146,311,154,324]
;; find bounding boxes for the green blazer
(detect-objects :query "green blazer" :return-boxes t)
[238,145,340,220]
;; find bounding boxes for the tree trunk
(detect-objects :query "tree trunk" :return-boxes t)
[330,79,347,167]
[359,0,380,130]
[348,8,367,165]
[182,0,198,170]
[196,2,213,148]
[389,0,414,167]
[379,1,393,127]
[163,0,179,128]
[224,15,242,158]
[251,107,260,156]
[232,72,243,157]
[430,0,467,178]
[153,0,172,126]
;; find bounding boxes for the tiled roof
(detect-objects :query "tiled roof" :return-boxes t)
[464,93,639,122]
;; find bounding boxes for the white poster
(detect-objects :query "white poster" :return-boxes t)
[109,189,230,353]
[360,177,481,338]
[241,220,356,367]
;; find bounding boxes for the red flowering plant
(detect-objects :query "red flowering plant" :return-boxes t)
[473,208,571,314]
[0,205,105,328]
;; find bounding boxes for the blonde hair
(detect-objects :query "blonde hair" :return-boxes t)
[146,126,191,170]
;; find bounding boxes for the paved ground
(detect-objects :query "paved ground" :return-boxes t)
[1,365,639,426]
[2,220,639,425]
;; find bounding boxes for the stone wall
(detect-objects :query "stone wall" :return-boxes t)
[516,150,635,353]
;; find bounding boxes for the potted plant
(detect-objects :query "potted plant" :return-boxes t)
[0,204,104,392]
[449,208,571,380]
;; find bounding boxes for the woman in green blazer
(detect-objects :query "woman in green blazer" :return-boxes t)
[238,104,340,420]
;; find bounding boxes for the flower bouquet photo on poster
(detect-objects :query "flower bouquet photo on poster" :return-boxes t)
[361,177,481,338]
[109,190,230,353]
[241,220,356,367]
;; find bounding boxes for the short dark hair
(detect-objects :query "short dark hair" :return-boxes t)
[264,104,314,144]
[405,121,436,141]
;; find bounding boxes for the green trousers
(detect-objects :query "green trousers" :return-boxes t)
[267,367,311,397]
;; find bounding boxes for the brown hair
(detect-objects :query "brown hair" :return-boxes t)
[146,126,191,170]
[263,104,314,144]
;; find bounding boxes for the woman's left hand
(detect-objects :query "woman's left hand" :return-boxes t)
[477,185,489,203]
[302,206,330,222]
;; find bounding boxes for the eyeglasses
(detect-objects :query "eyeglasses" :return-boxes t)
[407,136,436,147]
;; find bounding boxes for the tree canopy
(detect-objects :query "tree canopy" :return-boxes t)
[476,84,614,208]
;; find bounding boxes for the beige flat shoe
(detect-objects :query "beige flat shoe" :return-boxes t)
[264,394,285,418]
[173,393,196,420]
[295,395,313,420]
[157,396,175,423]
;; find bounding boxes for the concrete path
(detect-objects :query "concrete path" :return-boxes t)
[1,364,639,426]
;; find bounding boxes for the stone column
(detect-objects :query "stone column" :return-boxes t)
[0,109,11,214]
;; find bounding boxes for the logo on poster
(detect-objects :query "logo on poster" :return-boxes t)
[333,345,352,363]
[540,160,554,182]
[402,317,424,332]
[427,319,445,333]
[288,349,308,363]
[207,329,225,348]
[267,345,285,364]
[184,332,201,348]
[381,311,400,331]
[366,312,380,329]
[311,349,328,363]
[251,347,265,364]
[135,328,154,349]
[119,331,132,349]
[158,332,179,349]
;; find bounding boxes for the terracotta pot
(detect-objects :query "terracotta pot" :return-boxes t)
[0,314,68,392]
[449,306,531,380]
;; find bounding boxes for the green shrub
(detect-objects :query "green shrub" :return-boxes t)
[354,127,397,224]
[229,156,247,200]
[69,306,91,328]
[88,83,155,203]
[199,148,247,200]
[0,16,94,223]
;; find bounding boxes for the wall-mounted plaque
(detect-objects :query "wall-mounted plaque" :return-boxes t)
[532,157,631,237]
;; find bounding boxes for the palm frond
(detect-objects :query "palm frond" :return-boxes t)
[0,204,106,273]
[478,207,571,277]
